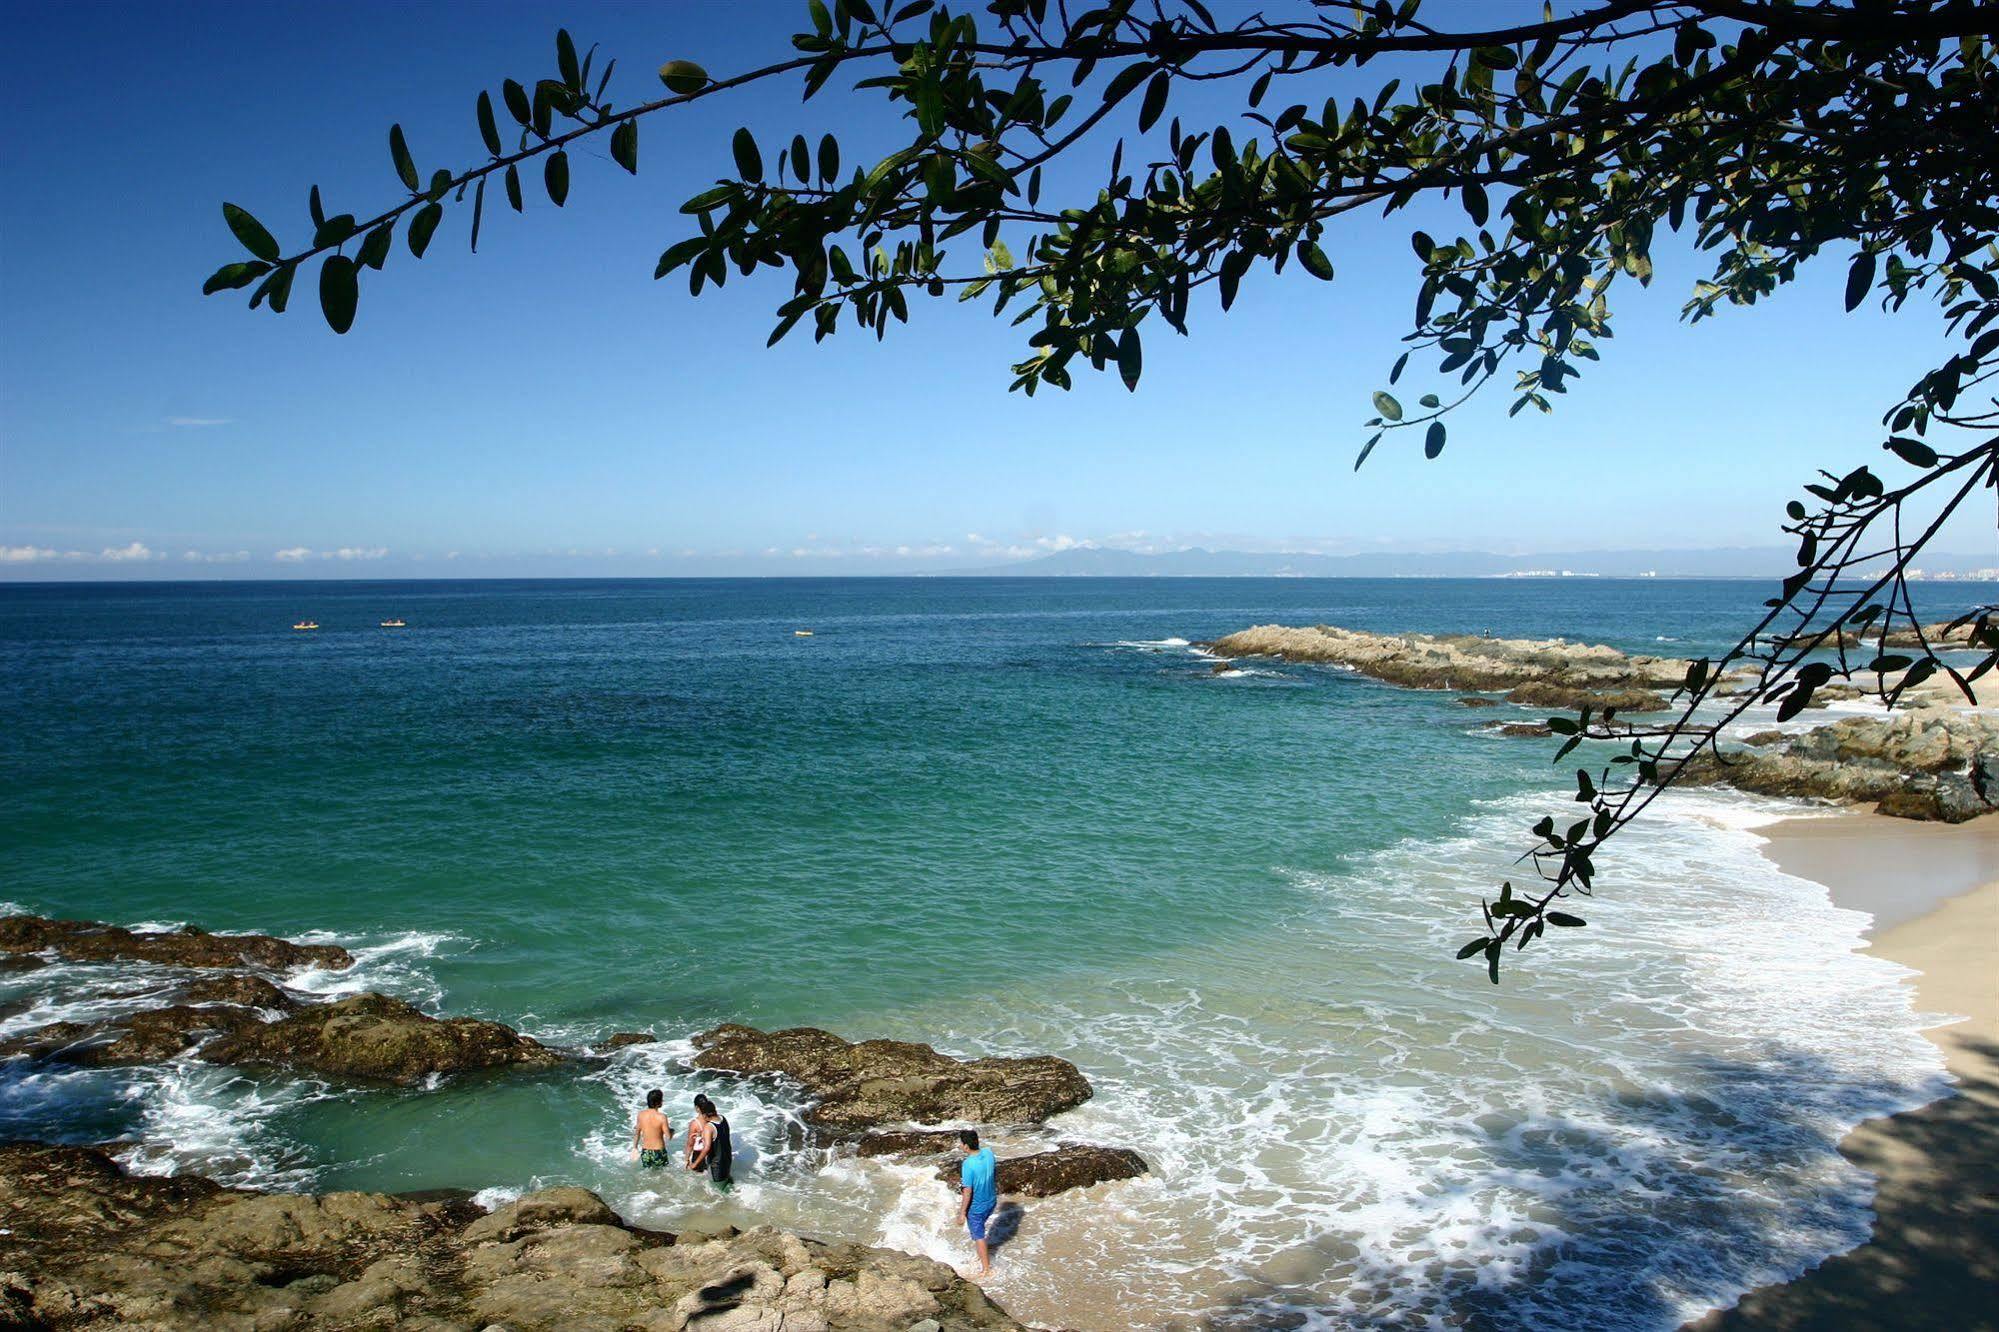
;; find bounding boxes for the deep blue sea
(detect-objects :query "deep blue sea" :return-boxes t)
[2,577,1988,1329]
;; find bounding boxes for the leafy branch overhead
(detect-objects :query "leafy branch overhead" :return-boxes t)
[209,0,1999,978]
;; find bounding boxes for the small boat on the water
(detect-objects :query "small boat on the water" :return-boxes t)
[291,621,319,631]
[379,619,407,628]
[793,629,814,637]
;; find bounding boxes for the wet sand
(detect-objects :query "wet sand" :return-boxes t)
[1688,811,1999,1332]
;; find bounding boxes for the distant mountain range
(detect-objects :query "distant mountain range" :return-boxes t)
[944,546,1999,579]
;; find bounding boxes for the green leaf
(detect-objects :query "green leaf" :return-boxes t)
[1546,912,1586,927]
[318,255,359,334]
[258,263,295,313]
[1887,437,1938,467]
[611,120,639,174]
[389,123,420,192]
[818,134,840,183]
[556,27,581,89]
[503,79,532,126]
[470,177,485,253]
[477,92,503,155]
[732,128,763,182]
[222,204,280,262]
[1424,421,1446,459]
[357,223,393,270]
[505,163,524,212]
[1354,432,1381,471]
[1297,240,1333,281]
[408,202,443,258]
[1116,326,1142,392]
[312,214,357,248]
[1845,252,1875,312]
[1456,938,1489,960]
[1138,70,1170,132]
[544,151,570,206]
[1372,391,1403,421]
[202,260,270,295]
[655,236,709,277]
[658,60,709,94]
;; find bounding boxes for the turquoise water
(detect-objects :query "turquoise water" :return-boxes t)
[2,577,1989,1329]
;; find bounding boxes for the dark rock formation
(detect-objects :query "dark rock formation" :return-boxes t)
[691,1025,1092,1133]
[856,1129,968,1159]
[1493,722,1554,738]
[200,992,563,1086]
[599,1031,658,1049]
[1676,708,1999,822]
[0,915,352,972]
[931,1144,1150,1199]
[1208,623,1701,712]
[0,1142,1022,1330]
[0,1003,264,1067]
[1457,696,1502,708]
[177,973,299,1011]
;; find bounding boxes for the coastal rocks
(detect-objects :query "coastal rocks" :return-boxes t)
[691,1024,1093,1133]
[0,914,352,972]
[598,1031,657,1049]
[1676,708,1999,822]
[176,972,300,1011]
[1208,623,1699,712]
[855,1129,968,1158]
[0,1142,1023,1331]
[200,992,563,1086]
[930,1145,1150,1198]
[0,1002,264,1067]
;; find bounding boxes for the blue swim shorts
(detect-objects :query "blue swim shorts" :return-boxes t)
[966,1206,994,1241]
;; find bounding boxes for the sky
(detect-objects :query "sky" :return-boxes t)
[1,0,1989,579]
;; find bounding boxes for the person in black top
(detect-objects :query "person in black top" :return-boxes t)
[688,1093,733,1190]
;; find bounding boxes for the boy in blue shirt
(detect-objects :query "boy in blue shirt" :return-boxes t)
[955,1129,998,1277]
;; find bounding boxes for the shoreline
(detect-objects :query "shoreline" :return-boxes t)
[1688,810,1998,1330]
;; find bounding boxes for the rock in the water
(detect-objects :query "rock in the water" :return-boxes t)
[0,915,352,971]
[691,1024,1092,1132]
[1675,707,1999,822]
[177,973,300,1011]
[1493,722,1554,738]
[598,1031,657,1049]
[1207,623,1699,712]
[0,1142,1023,1331]
[856,1129,968,1158]
[1456,696,1502,708]
[932,1144,1149,1198]
[200,992,562,1085]
[0,1003,266,1067]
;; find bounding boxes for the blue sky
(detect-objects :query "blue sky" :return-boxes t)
[0,0,1985,578]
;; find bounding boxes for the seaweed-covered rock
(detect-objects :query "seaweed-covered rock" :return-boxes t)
[0,915,351,972]
[176,973,299,1011]
[691,1024,1092,1133]
[200,992,562,1086]
[1208,623,1698,712]
[0,1142,1023,1331]
[931,1144,1150,1198]
[0,1003,265,1067]
[1676,707,1999,822]
[597,1031,657,1050]
[856,1129,968,1159]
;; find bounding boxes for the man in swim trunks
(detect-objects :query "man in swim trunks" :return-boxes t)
[955,1129,997,1277]
[632,1089,672,1169]
[688,1093,733,1190]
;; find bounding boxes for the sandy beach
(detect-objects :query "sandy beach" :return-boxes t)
[1689,810,1998,1331]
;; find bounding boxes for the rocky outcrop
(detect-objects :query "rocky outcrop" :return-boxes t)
[0,915,352,972]
[1675,707,1999,822]
[930,1145,1150,1199]
[691,1025,1092,1133]
[0,1003,265,1067]
[199,992,563,1086]
[856,1129,968,1159]
[177,973,300,1011]
[598,1031,657,1050]
[1207,624,1703,712]
[0,1142,1022,1330]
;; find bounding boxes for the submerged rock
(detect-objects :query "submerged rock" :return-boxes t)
[200,992,563,1086]
[0,915,352,972]
[691,1024,1092,1133]
[1676,707,1999,822]
[177,973,300,1011]
[598,1031,658,1049]
[1207,624,1700,712]
[0,1142,1023,1330]
[930,1144,1150,1198]
[856,1129,968,1158]
[0,1003,265,1067]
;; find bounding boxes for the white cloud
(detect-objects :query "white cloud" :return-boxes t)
[166,417,233,428]
[331,547,388,561]
[182,549,250,563]
[1,545,60,563]
[100,542,155,562]
[274,547,313,562]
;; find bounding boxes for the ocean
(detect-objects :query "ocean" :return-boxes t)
[1,576,1987,1329]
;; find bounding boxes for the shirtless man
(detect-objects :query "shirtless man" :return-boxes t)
[632,1089,672,1169]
